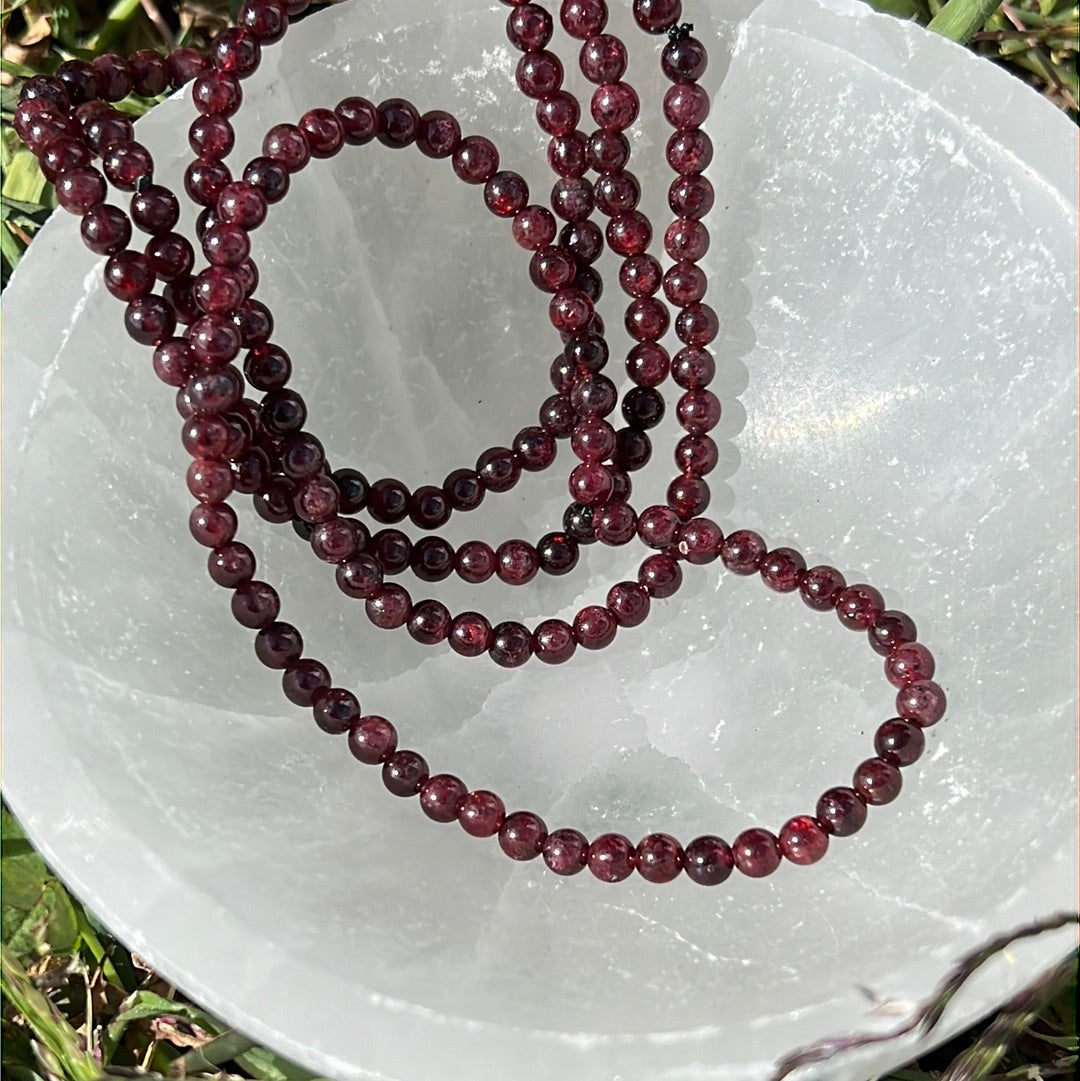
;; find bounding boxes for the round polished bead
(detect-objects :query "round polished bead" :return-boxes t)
[516,50,563,98]
[536,91,580,137]
[719,530,767,575]
[193,266,244,314]
[294,474,339,523]
[674,434,718,475]
[376,98,419,148]
[670,347,714,391]
[368,477,410,523]
[458,790,506,837]
[874,718,926,767]
[776,816,830,866]
[732,828,781,878]
[89,54,131,100]
[299,107,344,157]
[885,642,936,687]
[451,540,493,584]
[420,774,468,823]
[210,29,261,77]
[507,3,553,49]
[625,297,669,343]
[666,128,713,176]
[348,715,397,764]
[896,679,947,727]
[186,368,243,414]
[530,246,577,292]
[683,835,734,885]
[238,0,288,42]
[244,344,290,391]
[208,542,254,587]
[124,295,175,345]
[496,540,539,585]
[588,833,635,882]
[663,82,709,129]
[668,173,714,220]
[569,462,613,506]
[372,532,412,575]
[618,252,661,296]
[253,478,295,524]
[536,533,579,576]
[413,109,460,159]
[130,50,169,96]
[327,97,375,148]
[570,373,617,418]
[561,0,607,37]
[312,687,360,735]
[836,584,885,631]
[532,619,577,665]
[661,34,708,82]
[607,211,652,256]
[512,426,556,471]
[594,501,637,545]
[639,553,682,598]
[586,128,630,174]
[485,171,530,217]
[626,342,670,388]
[499,811,547,860]
[675,389,720,434]
[262,123,310,171]
[550,288,593,333]
[146,233,195,281]
[489,621,533,667]
[444,469,485,511]
[41,135,92,184]
[580,34,626,84]
[131,185,180,235]
[615,427,652,472]
[573,605,616,649]
[675,517,722,565]
[665,220,709,265]
[635,833,684,883]
[637,504,680,550]
[547,131,588,178]
[869,610,917,656]
[799,565,847,611]
[153,338,195,387]
[542,828,588,874]
[407,485,450,529]
[282,658,331,707]
[383,750,428,797]
[56,166,107,213]
[666,473,710,519]
[365,585,412,629]
[55,59,102,103]
[411,537,454,582]
[449,611,493,658]
[104,251,154,301]
[675,301,719,346]
[591,82,639,131]
[407,600,452,646]
[560,218,604,264]
[512,204,557,250]
[477,446,521,492]
[311,519,359,563]
[551,176,594,222]
[192,71,242,117]
[217,182,267,229]
[760,548,807,593]
[165,48,208,88]
[854,757,903,805]
[190,502,237,548]
[254,621,303,669]
[605,581,649,627]
[633,0,681,32]
[562,502,597,544]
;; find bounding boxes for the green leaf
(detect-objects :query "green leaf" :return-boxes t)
[235,1044,328,1081]
[102,990,223,1061]
[1,150,48,205]
[927,0,1004,40]
[0,57,38,78]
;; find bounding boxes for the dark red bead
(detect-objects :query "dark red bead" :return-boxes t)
[253,477,295,524]
[103,250,154,301]
[499,811,547,860]
[636,833,684,883]
[663,82,709,129]
[262,123,310,171]
[666,473,710,519]
[874,718,926,767]
[778,816,829,866]
[661,34,708,82]
[336,555,383,600]
[676,517,723,564]
[208,542,254,587]
[591,82,639,131]
[231,580,279,628]
[560,219,604,264]
[868,610,918,656]
[40,134,91,184]
[885,643,936,687]
[407,599,452,645]
[587,833,635,882]
[210,29,261,77]
[153,338,195,387]
[540,394,576,436]
[217,182,267,229]
[732,828,781,878]
[760,548,807,593]
[639,553,682,598]
[333,468,369,514]
[56,167,107,214]
[449,611,493,658]
[376,98,419,148]
[579,34,626,84]
[626,342,670,388]
[383,750,428,797]
[537,532,580,577]
[637,504,680,549]
[485,170,530,217]
[368,477,410,523]
[282,658,331,708]
[561,0,607,37]
[633,0,681,32]
[458,790,505,837]
[615,427,652,472]
[896,679,947,727]
[294,474,339,523]
[131,185,180,235]
[551,176,594,222]
[668,174,715,220]
[453,540,495,584]
[411,537,453,582]
[130,50,169,96]
[299,107,344,157]
[573,605,616,649]
[530,246,577,293]
[489,621,533,667]
[512,426,556,472]
[243,156,290,204]
[815,787,868,836]
[605,581,650,627]
[618,253,660,296]
[666,129,713,175]
[335,97,378,145]
[146,233,195,281]
[254,621,303,669]
[452,136,499,184]
[536,91,580,137]
[516,50,563,99]
[311,519,360,563]
[185,157,232,206]
[55,59,102,104]
[124,295,175,345]
[720,529,766,575]
[512,204,557,250]
[192,71,242,117]
[166,48,209,88]
[836,584,885,631]
[238,0,288,43]
[312,688,360,735]
[593,501,636,546]
[420,774,468,822]
[854,757,903,805]
[674,434,717,475]
[542,828,588,874]
[683,835,734,885]
[189,499,237,544]
[415,109,460,158]
[625,297,669,343]
[348,715,397,764]
[495,539,539,585]
[607,211,652,256]
[507,2,553,49]
[532,619,577,665]
[366,584,412,629]
[800,565,847,611]
[675,302,719,346]
[444,469,484,511]
[477,446,521,492]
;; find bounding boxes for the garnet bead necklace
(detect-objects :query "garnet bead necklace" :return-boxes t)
[16,0,948,884]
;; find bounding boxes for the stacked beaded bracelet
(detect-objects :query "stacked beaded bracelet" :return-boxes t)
[12,0,948,883]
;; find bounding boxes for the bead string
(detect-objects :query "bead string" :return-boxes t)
[13,0,948,883]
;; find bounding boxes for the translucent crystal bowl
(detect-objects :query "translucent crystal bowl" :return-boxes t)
[3,0,1076,1078]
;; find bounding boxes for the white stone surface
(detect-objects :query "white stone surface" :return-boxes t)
[2,0,1077,1078]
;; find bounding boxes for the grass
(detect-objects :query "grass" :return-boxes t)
[1,0,1077,1078]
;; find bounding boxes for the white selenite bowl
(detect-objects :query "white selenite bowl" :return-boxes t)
[3,0,1077,1078]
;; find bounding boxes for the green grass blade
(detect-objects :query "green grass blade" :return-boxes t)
[928,0,1005,40]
